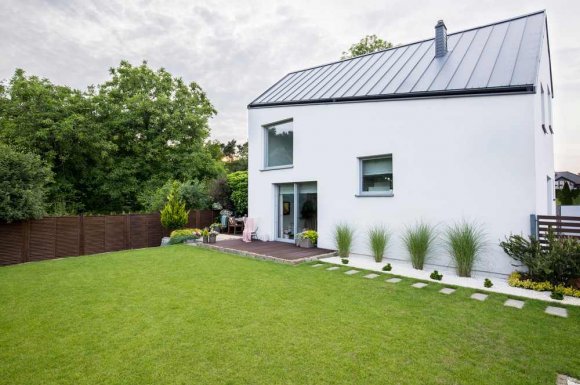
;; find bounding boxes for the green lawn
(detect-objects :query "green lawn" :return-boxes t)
[0,246,578,385]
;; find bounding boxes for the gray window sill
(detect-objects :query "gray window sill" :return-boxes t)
[355,192,394,197]
[259,165,293,172]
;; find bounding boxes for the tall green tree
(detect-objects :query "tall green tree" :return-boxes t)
[160,181,189,231]
[341,35,393,59]
[91,61,223,212]
[227,171,248,215]
[0,143,53,222]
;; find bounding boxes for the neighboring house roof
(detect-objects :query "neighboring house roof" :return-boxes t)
[249,11,550,108]
[555,172,580,185]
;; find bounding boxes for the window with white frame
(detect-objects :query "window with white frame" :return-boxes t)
[264,120,293,168]
[359,155,393,195]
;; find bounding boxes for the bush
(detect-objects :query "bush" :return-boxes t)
[500,230,580,285]
[139,179,210,212]
[334,223,354,258]
[368,225,389,262]
[430,270,443,280]
[227,171,248,214]
[341,258,349,265]
[0,144,53,222]
[484,278,493,288]
[550,289,564,300]
[507,272,580,298]
[160,182,189,231]
[382,263,392,272]
[402,222,436,270]
[445,221,485,277]
[297,230,318,244]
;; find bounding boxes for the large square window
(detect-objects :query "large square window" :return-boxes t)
[264,120,293,168]
[360,156,393,195]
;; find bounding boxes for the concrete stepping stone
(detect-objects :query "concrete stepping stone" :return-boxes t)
[412,282,428,289]
[386,278,401,283]
[326,266,340,271]
[545,306,568,318]
[344,270,360,275]
[439,288,455,295]
[312,264,324,268]
[363,273,379,279]
[504,299,525,309]
[471,293,488,301]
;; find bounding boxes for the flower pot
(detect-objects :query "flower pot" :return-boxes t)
[209,234,217,244]
[298,238,315,248]
[202,235,209,243]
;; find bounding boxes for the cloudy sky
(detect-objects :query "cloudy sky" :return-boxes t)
[1,0,578,171]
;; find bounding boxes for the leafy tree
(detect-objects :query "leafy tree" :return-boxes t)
[0,143,53,222]
[208,177,232,210]
[139,179,210,212]
[227,171,248,214]
[0,69,113,213]
[341,35,393,59]
[557,182,578,205]
[160,182,189,230]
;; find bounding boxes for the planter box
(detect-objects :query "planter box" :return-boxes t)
[297,238,315,248]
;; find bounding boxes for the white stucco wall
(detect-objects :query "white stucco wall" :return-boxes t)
[248,92,547,276]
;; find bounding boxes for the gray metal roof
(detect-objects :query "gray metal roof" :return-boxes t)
[556,172,580,185]
[250,11,548,108]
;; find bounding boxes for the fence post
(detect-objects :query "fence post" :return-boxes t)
[79,214,85,256]
[530,214,537,239]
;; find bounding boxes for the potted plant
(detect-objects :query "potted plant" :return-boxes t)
[201,228,210,243]
[209,229,218,243]
[296,230,318,248]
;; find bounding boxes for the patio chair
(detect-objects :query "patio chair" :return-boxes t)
[251,227,259,241]
[228,217,243,234]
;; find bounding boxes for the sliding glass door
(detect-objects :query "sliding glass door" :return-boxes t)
[277,182,317,242]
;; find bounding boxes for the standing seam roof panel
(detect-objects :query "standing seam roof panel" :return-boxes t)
[394,41,435,93]
[429,29,478,91]
[411,34,462,92]
[354,47,409,96]
[446,26,493,90]
[291,64,335,100]
[327,54,378,98]
[382,41,432,94]
[466,22,510,88]
[283,66,326,101]
[262,71,309,103]
[322,55,375,98]
[341,50,393,97]
[371,43,423,95]
[253,73,296,104]
[274,68,320,102]
[300,62,346,100]
[310,59,361,99]
[487,17,528,87]
[302,61,351,100]
[510,13,545,85]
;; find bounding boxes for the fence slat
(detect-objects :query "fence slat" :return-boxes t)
[536,214,580,242]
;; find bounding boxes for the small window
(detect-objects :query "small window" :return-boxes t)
[264,120,293,168]
[359,155,393,195]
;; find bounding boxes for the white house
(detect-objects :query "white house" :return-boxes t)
[247,11,555,276]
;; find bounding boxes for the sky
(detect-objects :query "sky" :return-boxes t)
[1,0,579,171]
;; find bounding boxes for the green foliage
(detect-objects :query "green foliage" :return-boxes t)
[484,278,493,288]
[430,271,443,281]
[445,221,485,277]
[550,289,564,300]
[500,230,580,285]
[139,179,210,212]
[168,228,202,245]
[0,63,223,214]
[556,182,579,205]
[402,222,436,270]
[368,225,389,262]
[208,177,232,210]
[382,263,392,272]
[334,223,354,258]
[297,230,318,244]
[341,259,349,265]
[341,35,393,59]
[0,143,53,222]
[508,272,580,298]
[227,171,248,214]
[160,182,189,230]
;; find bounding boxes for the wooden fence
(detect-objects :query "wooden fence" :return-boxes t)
[0,210,217,266]
[537,215,580,243]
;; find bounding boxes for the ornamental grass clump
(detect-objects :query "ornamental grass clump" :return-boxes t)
[402,222,436,270]
[368,225,389,262]
[334,223,354,258]
[445,221,485,277]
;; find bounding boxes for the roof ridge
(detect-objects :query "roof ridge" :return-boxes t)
[285,10,546,77]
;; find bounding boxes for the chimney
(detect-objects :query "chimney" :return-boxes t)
[435,20,447,57]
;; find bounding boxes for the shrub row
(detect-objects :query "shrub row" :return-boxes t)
[508,272,580,298]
